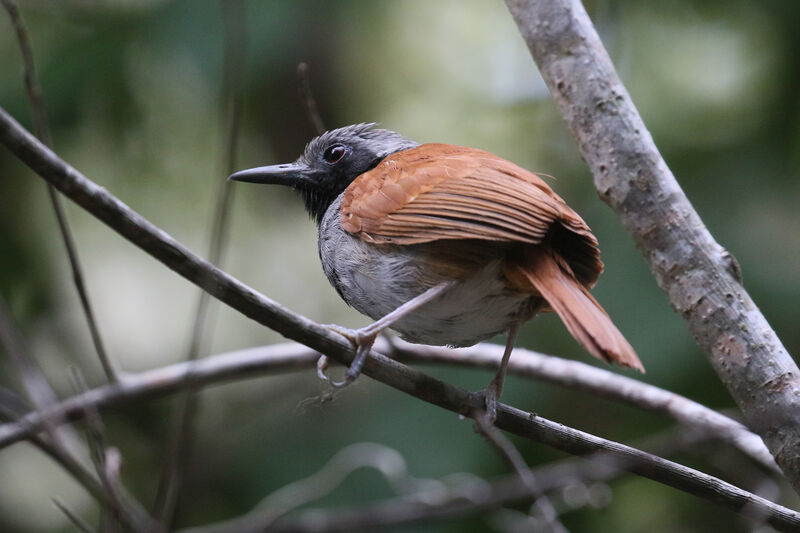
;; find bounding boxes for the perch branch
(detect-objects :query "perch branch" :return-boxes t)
[504,0,800,491]
[390,339,778,473]
[0,107,798,529]
[0,340,797,529]
[0,340,775,474]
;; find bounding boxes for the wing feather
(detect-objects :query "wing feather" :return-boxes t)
[341,143,602,285]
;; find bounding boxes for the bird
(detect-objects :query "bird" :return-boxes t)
[229,123,643,417]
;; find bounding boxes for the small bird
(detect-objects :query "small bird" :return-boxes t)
[230,123,642,414]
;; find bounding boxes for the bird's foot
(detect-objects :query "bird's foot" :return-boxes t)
[479,377,504,425]
[318,324,379,388]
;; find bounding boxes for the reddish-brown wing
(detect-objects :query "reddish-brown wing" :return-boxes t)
[341,144,601,282]
[341,144,641,370]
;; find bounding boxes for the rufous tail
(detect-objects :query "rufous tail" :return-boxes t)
[510,249,644,372]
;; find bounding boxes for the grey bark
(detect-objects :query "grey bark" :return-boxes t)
[505,0,800,492]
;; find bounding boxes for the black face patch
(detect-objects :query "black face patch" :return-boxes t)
[291,124,418,223]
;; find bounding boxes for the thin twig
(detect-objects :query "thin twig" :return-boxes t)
[297,62,325,134]
[184,429,788,533]
[0,295,79,457]
[52,497,95,533]
[0,370,154,530]
[194,442,431,532]
[70,369,122,532]
[504,0,800,492]
[154,0,246,525]
[1,109,799,530]
[474,414,567,533]
[0,0,118,383]
[0,388,112,511]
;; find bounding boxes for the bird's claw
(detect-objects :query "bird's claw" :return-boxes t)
[318,324,379,388]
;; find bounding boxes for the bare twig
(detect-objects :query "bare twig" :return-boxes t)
[52,497,95,533]
[504,0,800,491]
[0,388,113,511]
[474,414,567,533]
[69,368,147,533]
[1,0,117,383]
[192,443,433,532]
[297,62,325,134]
[154,0,246,525]
[185,431,787,533]
[0,370,154,531]
[1,108,799,530]
[0,295,81,458]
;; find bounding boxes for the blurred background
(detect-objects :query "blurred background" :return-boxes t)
[1,0,799,531]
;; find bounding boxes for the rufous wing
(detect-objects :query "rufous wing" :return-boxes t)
[341,143,602,287]
[340,143,642,371]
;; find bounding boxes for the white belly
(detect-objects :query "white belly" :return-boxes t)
[318,196,534,347]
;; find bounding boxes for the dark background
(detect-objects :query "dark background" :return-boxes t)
[1,0,799,531]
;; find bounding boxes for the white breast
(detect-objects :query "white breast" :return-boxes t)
[318,196,534,347]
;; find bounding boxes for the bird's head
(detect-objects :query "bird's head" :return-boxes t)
[229,123,418,223]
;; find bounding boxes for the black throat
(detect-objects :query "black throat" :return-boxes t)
[299,154,386,224]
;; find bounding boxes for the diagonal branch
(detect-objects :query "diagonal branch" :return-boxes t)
[504,0,800,492]
[390,340,779,473]
[1,107,799,529]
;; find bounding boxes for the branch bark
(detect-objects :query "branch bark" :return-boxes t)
[504,0,800,492]
[1,107,798,528]
[391,340,778,473]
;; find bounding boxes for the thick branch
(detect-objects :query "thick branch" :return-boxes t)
[1,107,798,528]
[504,0,800,491]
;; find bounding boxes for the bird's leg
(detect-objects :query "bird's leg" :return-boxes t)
[319,280,458,388]
[484,319,522,423]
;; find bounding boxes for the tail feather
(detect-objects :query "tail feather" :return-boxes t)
[511,248,644,372]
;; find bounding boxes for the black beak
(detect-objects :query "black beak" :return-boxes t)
[227,162,312,187]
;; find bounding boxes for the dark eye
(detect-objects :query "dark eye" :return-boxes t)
[323,144,346,164]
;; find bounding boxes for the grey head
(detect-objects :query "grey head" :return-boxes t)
[229,123,419,223]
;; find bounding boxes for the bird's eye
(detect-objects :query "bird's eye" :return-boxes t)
[323,144,346,164]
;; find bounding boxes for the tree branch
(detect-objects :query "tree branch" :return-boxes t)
[1,107,798,529]
[0,339,797,529]
[0,340,774,475]
[390,339,779,473]
[504,0,800,492]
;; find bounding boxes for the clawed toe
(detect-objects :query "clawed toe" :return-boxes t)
[319,324,379,387]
